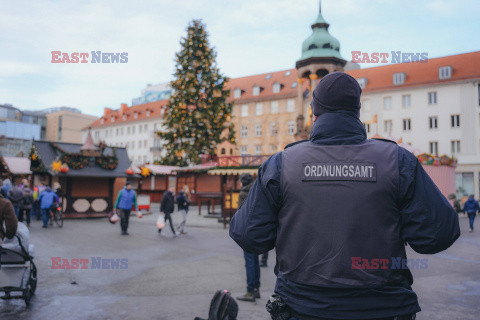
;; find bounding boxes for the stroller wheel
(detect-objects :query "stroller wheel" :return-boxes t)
[24,284,32,306]
[29,269,37,295]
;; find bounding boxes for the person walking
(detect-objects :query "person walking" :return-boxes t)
[230,72,460,320]
[1,179,12,199]
[7,183,24,219]
[159,187,178,236]
[236,173,261,303]
[0,192,18,242]
[463,194,480,232]
[19,187,34,227]
[39,186,59,228]
[176,187,190,234]
[114,182,138,235]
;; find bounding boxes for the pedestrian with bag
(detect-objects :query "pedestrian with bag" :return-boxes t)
[114,182,138,235]
[463,194,480,232]
[159,187,178,236]
[176,187,189,234]
[230,72,460,320]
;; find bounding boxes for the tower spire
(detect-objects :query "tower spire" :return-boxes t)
[319,0,322,14]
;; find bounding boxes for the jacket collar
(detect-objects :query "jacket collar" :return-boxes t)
[310,111,367,145]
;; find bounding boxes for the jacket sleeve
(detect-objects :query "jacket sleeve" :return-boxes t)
[2,201,18,239]
[229,152,283,254]
[160,193,166,212]
[114,190,123,209]
[398,147,460,254]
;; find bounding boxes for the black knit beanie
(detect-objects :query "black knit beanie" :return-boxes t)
[311,72,362,116]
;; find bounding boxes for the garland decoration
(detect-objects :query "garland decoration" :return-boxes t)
[29,145,48,173]
[49,142,118,170]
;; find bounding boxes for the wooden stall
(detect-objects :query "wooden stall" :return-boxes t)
[0,156,32,186]
[136,165,179,203]
[29,132,132,218]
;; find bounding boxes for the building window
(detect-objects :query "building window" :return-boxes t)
[393,72,406,85]
[287,121,295,135]
[131,141,135,149]
[138,140,142,148]
[439,66,452,79]
[241,104,248,117]
[384,120,393,134]
[356,78,368,89]
[253,85,261,96]
[234,88,242,99]
[451,114,460,128]
[123,114,127,121]
[428,92,437,105]
[456,172,474,198]
[221,148,226,155]
[363,123,371,134]
[256,103,263,116]
[116,128,119,136]
[361,100,370,112]
[132,126,135,134]
[429,141,438,155]
[451,140,460,154]
[270,122,278,136]
[94,131,99,139]
[255,145,262,155]
[255,124,262,137]
[143,155,147,162]
[58,116,63,141]
[287,99,295,113]
[146,110,151,117]
[144,124,148,131]
[429,116,438,129]
[291,82,297,88]
[273,82,281,93]
[144,140,147,148]
[383,97,392,110]
[271,101,279,114]
[402,95,411,108]
[240,146,247,155]
[270,144,277,152]
[111,116,115,123]
[285,71,291,76]
[403,119,411,131]
[241,125,248,138]
[134,112,138,119]
[127,127,131,135]
[100,118,104,124]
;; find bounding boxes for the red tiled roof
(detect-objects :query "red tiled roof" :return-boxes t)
[89,100,169,128]
[226,69,298,103]
[346,51,480,92]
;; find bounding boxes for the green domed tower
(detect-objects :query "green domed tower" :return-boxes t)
[294,1,346,140]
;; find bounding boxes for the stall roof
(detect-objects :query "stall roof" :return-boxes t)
[33,141,131,178]
[2,157,31,175]
[145,164,180,175]
[174,162,218,172]
[208,168,258,176]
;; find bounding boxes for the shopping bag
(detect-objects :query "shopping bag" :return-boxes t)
[136,211,143,218]
[109,211,120,224]
[156,214,165,229]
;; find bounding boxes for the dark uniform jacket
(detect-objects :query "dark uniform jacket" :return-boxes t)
[230,111,460,319]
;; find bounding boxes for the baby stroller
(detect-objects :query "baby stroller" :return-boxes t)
[0,223,37,306]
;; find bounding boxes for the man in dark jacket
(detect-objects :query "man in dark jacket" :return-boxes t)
[230,72,460,320]
[159,187,177,236]
[0,193,17,242]
[236,173,261,303]
[19,188,34,226]
[7,183,24,219]
[114,182,138,235]
[463,195,480,232]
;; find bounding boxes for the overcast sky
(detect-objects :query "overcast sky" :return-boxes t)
[0,0,478,116]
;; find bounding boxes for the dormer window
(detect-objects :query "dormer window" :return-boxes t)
[146,110,151,117]
[285,71,291,76]
[439,66,452,79]
[134,112,138,119]
[273,82,282,93]
[265,74,272,79]
[291,81,298,88]
[234,88,242,99]
[123,114,127,120]
[356,78,368,89]
[393,73,406,85]
[100,118,104,124]
[253,85,261,96]
[111,116,115,123]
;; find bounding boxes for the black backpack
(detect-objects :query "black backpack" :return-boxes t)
[195,290,238,320]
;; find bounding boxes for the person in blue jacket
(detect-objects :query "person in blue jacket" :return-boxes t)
[230,72,460,320]
[114,182,138,235]
[39,186,59,228]
[463,195,480,232]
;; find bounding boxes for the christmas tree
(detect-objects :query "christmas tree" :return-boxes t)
[157,19,235,166]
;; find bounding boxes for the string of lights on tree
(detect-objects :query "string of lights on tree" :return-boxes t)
[156,19,235,166]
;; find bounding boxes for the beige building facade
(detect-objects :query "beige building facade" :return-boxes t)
[46,110,97,144]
